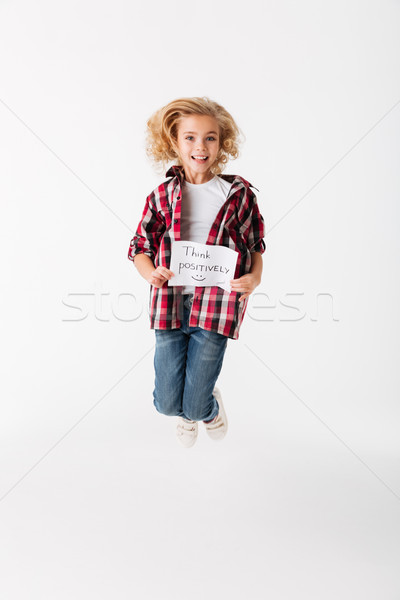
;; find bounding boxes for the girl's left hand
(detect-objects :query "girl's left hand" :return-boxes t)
[230,273,260,302]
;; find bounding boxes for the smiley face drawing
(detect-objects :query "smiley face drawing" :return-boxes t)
[191,275,206,282]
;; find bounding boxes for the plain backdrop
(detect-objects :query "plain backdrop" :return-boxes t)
[1,1,400,598]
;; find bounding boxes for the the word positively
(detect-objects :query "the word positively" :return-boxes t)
[168,241,239,292]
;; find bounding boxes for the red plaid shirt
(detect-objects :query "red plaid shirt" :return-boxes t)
[128,164,266,340]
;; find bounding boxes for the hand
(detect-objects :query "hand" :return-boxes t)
[147,266,174,288]
[230,273,260,302]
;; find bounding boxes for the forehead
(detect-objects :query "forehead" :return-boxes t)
[177,113,219,133]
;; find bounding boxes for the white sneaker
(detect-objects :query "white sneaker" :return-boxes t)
[176,417,198,448]
[204,387,228,440]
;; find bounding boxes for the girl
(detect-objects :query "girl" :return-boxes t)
[128,97,266,448]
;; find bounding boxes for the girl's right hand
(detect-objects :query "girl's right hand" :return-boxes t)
[147,266,174,288]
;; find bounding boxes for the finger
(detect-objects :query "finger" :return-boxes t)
[158,267,174,277]
[152,271,164,279]
[151,275,165,285]
[154,268,168,278]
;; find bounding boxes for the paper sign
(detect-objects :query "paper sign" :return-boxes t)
[168,241,239,293]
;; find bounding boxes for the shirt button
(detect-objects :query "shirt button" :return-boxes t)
[174,218,178,223]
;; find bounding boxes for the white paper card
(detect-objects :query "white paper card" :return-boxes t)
[168,240,239,293]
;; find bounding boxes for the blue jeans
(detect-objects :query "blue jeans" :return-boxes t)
[152,293,229,421]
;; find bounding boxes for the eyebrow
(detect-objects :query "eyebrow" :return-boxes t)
[183,131,219,135]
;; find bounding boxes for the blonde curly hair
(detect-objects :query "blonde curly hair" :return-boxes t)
[145,96,244,176]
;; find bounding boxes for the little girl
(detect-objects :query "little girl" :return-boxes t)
[128,96,266,448]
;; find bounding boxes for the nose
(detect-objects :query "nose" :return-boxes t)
[195,141,206,152]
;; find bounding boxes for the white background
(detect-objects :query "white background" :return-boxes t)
[1,1,399,598]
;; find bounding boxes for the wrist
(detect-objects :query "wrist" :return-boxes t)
[248,269,262,290]
[133,253,156,281]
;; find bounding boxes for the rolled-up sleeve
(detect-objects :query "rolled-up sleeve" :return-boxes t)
[247,198,266,254]
[128,192,165,264]
[239,192,266,255]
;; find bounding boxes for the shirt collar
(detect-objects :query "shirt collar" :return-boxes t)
[165,164,259,192]
[165,164,185,180]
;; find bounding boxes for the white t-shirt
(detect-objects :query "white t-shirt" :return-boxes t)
[180,175,232,294]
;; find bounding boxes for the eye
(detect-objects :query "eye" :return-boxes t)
[185,135,217,141]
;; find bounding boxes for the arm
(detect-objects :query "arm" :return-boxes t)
[249,251,263,286]
[230,251,264,302]
[230,191,266,302]
[133,253,174,288]
[128,193,174,287]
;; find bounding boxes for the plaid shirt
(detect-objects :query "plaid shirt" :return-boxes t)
[128,164,266,340]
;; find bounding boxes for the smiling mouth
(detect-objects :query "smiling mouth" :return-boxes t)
[191,275,206,281]
[191,156,208,163]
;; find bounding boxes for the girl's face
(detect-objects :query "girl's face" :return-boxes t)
[174,114,220,183]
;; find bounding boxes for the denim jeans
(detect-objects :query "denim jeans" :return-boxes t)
[152,293,229,422]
